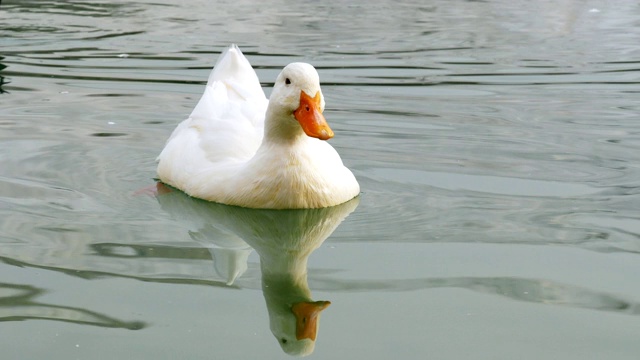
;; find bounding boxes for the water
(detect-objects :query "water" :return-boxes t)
[2,0,640,358]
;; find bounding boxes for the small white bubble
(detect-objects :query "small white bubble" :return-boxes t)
[108,121,115,125]
[589,8,600,13]
[118,53,130,58]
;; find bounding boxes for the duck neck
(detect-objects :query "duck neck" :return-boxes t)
[263,103,306,145]
[259,246,312,299]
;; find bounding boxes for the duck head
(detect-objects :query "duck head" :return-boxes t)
[266,63,334,141]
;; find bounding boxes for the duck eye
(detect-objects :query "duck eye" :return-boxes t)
[285,78,291,85]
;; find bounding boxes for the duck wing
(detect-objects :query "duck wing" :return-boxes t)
[159,45,268,173]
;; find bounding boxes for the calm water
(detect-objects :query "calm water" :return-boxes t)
[2,0,640,358]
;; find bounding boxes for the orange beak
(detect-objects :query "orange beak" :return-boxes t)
[292,301,331,341]
[293,91,334,140]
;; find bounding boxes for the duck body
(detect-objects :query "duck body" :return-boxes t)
[157,45,360,209]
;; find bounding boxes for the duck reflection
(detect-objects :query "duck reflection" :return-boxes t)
[155,183,358,356]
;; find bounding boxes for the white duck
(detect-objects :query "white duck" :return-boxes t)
[157,45,360,209]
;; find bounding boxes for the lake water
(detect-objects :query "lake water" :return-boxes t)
[2,0,640,359]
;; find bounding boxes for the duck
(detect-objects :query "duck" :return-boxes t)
[156,45,360,209]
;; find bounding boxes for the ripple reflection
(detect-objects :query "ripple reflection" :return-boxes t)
[316,276,640,315]
[0,282,145,329]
